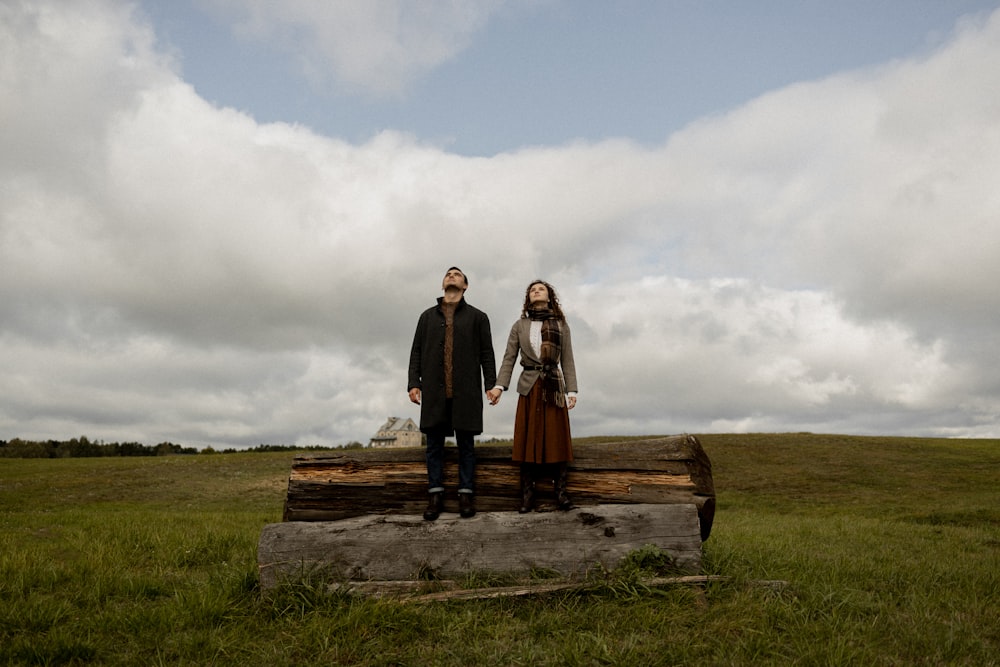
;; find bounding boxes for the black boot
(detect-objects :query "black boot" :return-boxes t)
[555,463,573,511]
[459,493,476,518]
[423,492,444,521]
[518,464,535,514]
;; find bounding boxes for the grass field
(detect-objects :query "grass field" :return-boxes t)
[2,434,998,666]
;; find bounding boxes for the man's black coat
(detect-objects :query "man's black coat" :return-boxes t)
[408,297,497,435]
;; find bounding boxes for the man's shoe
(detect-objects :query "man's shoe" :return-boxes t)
[459,493,476,518]
[423,492,443,521]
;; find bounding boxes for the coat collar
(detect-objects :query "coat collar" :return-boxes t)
[436,295,467,311]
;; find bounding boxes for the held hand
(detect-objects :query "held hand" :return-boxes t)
[567,396,577,410]
[486,388,501,405]
[408,388,421,405]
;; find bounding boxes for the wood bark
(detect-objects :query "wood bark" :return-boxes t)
[258,503,702,590]
[282,434,715,541]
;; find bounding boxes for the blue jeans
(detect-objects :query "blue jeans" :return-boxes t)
[425,429,476,495]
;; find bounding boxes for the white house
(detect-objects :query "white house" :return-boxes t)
[369,417,422,448]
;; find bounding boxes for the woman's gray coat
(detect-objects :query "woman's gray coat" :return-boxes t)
[496,318,578,397]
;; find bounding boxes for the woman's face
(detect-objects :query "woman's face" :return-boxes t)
[528,282,550,306]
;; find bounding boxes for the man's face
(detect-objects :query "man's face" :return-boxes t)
[442,268,468,291]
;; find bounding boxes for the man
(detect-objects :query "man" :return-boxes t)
[408,267,499,520]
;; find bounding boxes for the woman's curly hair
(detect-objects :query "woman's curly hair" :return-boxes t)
[520,280,565,320]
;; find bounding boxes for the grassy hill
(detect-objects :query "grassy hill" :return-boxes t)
[2,433,997,665]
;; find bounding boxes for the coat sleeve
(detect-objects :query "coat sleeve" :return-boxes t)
[560,322,578,394]
[479,311,498,390]
[407,312,426,391]
[496,321,521,390]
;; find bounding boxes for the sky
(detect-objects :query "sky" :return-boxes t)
[2,0,1000,449]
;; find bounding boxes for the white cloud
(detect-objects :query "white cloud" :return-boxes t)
[657,11,1000,339]
[203,0,506,96]
[2,1,1000,445]
[554,278,965,437]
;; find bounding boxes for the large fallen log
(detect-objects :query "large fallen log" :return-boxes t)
[258,503,702,590]
[282,434,715,541]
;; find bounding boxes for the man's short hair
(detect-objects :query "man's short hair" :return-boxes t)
[446,266,469,286]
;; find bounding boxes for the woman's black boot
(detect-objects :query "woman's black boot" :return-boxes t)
[518,464,535,513]
[555,463,573,511]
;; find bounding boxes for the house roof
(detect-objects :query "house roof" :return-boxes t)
[377,417,417,433]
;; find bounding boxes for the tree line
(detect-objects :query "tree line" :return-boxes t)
[0,436,365,458]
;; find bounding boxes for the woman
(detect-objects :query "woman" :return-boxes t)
[493,280,578,512]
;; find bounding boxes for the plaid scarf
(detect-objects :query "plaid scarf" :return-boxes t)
[529,308,565,407]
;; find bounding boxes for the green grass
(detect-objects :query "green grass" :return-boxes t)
[1,434,998,665]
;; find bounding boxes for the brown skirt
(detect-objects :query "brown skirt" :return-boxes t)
[512,380,573,464]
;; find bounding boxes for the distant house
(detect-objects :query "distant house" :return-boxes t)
[369,417,422,448]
